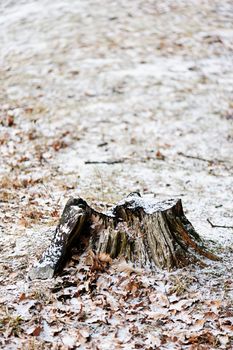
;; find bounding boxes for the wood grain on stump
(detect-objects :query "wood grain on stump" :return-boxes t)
[29,193,219,280]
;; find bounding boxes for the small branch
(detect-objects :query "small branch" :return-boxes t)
[178,152,227,164]
[85,159,125,165]
[97,142,108,147]
[207,218,233,229]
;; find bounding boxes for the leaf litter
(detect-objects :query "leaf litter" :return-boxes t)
[0,0,233,349]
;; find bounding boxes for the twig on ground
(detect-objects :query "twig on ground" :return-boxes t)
[178,152,227,164]
[207,218,233,229]
[85,159,125,165]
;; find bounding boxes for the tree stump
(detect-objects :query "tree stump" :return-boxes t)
[28,193,219,280]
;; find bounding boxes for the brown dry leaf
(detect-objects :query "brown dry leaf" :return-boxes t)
[206,299,222,314]
[51,209,60,217]
[147,292,157,304]
[51,140,67,151]
[98,253,112,264]
[125,280,140,294]
[32,325,43,336]
[79,328,90,339]
[24,107,34,114]
[147,311,168,321]
[19,217,29,227]
[219,319,233,334]
[204,311,218,320]
[185,331,217,346]
[7,115,14,127]
[170,298,195,311]
[92,260,105,272]
[18,156,30,163]
[175,310,193,325]
[156,150,165,160]
[28,210,41,220]
[86,250,110,272]
[191,319,206,332]
[19,293,26,301]
[157,293,170,307]
[27,324,43,336]
[169,294,180,303]
[146,334,161,349]
[85,250,94,265]
[0,132,9,145]
[113,260,143,275]
[218,335,230,347]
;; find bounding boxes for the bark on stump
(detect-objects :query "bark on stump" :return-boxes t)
[28,193,219,280]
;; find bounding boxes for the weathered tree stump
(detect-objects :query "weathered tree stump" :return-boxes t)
[28,193,219,280]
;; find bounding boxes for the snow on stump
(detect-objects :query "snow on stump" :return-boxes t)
[28,193,219,280]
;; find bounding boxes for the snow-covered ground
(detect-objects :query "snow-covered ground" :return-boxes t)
[0,0,233,348]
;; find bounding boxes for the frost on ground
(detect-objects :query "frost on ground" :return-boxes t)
[0,0,233,348]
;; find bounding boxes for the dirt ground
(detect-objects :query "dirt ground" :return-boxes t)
[0,0,233,349]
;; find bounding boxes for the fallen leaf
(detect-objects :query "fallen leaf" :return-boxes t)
[79,328,90,338]
[205,299,222,314]
[219,319,233,334]
[125,280,140,294]
[113,260,143,275]
[218,335,229,347]
[204,311,218,320]
[7,115,14,127]
[170,299,195,311]
[19,293,26,301]
[156,150,165,160]
[51,140,67,151]
[98,253,112,264]
[191,319,205,332]
[32,326,42,336]
[157,293,170,307]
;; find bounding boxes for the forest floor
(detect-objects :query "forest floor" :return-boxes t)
[0,0,233,349]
